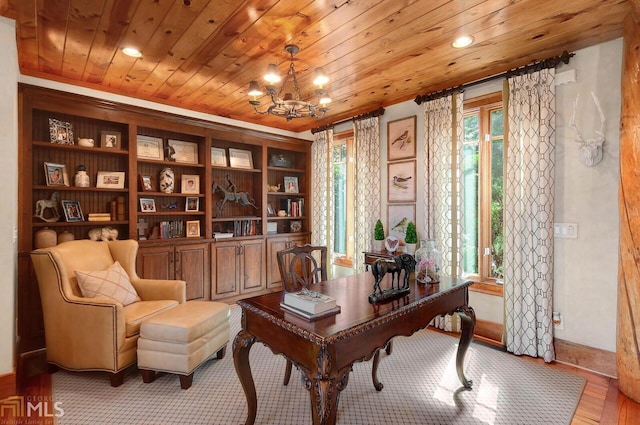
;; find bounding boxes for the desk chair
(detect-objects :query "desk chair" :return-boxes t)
[277,244,388,390]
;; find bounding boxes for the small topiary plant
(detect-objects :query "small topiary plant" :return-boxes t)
[374,219,385,241]
[405,221,418,244]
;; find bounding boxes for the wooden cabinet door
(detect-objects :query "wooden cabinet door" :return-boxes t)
[175,243,209,300]
[136,245,173,281]
[266,237,289,288]
[239,239,265,294]
[211,241,240,299]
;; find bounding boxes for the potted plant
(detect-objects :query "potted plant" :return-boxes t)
[404,220,418,255]
[373,219,385,251]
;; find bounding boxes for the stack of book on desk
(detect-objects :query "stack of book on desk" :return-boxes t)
[280,290,341,320]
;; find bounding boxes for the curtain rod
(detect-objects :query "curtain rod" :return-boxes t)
[311,107,385,134]
[414,50,574,105]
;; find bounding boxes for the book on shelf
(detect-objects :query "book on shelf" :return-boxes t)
[280,303,341,321]
[88,213,111,222]
[283,290,337,314]
[279,198,304,217]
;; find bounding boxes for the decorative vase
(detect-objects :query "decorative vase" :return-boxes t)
[404,242,416,255]
[415,240,440,284]
[159,167,175,193]
[57,231,75,244]
[34,228,57,248]
[74,165,90,187]
[373,240,384,252]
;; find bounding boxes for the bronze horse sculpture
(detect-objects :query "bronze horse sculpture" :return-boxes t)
[211,178,257,217]
[369,254,417,303]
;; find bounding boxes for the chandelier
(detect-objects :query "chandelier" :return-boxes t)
[247,45,331,121]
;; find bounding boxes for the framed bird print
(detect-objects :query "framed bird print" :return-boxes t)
[388,204,416,244]
[388,160,416,203]
[387,115,416,161]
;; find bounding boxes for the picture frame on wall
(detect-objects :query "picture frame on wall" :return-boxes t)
[44,162,69,186]
[388,160,416,203]
[96,171,126,189]
[387,115,416,161]
[181,174,200,194]
[100,130,121,149]
[211,147,227,167]
[387,203,416,244]
[61,200,84,222]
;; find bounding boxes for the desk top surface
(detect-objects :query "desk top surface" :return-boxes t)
[237,273,471,341]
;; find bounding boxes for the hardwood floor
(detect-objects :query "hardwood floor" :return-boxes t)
[3,361,639,424]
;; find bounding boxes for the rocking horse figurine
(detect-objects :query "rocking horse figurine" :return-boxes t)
[211,175,257,217]
[34,192,61,222]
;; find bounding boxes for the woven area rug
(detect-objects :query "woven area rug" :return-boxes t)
[52,306,585,425]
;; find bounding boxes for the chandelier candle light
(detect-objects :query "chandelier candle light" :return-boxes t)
[247,45,331,121]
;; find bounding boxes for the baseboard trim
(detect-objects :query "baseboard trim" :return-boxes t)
[474,318,503,343]
[554,338,617,378]
[0,371,16,401]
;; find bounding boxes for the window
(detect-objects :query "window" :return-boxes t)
[332,131,354,266]
[461,93,504,285]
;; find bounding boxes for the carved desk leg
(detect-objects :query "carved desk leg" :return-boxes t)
[371,349,384,391]
[233,329,257,425]
[302,348,351,425]
[455,305,476,389]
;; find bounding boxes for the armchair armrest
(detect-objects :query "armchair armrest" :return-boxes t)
[131,278,186,304]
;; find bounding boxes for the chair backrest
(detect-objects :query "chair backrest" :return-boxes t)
[277,244,328,292]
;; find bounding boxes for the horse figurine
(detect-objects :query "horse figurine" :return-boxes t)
[34,192,61,222]
[369,253,416,303]
[211,177,257,217]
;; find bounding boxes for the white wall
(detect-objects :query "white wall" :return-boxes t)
[0,16,18,374]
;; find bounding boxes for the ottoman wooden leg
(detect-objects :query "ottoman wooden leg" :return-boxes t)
[110,370,125,387]
[180,373,194,390]
[215,345,227,359]
[141,369,156,384]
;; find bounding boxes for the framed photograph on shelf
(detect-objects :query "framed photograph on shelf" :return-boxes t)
[168,139,199,164]
[137,135,163,160]
[185,197,199,212]
[138,174,154,191]
[186,220,200,237]
[44,162,69,186]
[387,115,416,161]
[181,174,200,194]
[96,171,125,189]
[388,160,416,203]
[100,130,121,149]
[48,118,74,145]
[387,204,416,243]
[139,198,156,212]
[228,148,254,169]
[211,147,227,167]
[284,176,299,193]
[61,200,84,222]
[267,202,276,217]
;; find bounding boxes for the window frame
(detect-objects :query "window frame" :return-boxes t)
[462,92,504,296]
[332,130,355,267]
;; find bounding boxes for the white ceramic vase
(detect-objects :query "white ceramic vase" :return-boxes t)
[159,167,175,193]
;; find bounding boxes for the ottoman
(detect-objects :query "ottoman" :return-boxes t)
[137,300,230,389]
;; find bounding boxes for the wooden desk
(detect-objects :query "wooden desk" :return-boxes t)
[233,273,475,425]
[362,249,405,270]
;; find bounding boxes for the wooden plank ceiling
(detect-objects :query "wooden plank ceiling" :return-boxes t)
[0,0,631,132]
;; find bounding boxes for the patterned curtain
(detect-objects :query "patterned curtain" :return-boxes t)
[352,117,381,273]
[503,69,556,362]
[311,129,334,278]
[422,93,464,331]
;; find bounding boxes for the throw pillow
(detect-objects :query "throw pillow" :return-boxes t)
[76,261,141,306]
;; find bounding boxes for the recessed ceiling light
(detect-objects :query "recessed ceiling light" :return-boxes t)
[452,35,474,49]
[122,47,142,58]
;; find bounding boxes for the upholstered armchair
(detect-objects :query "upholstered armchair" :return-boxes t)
[30,239,186,386]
